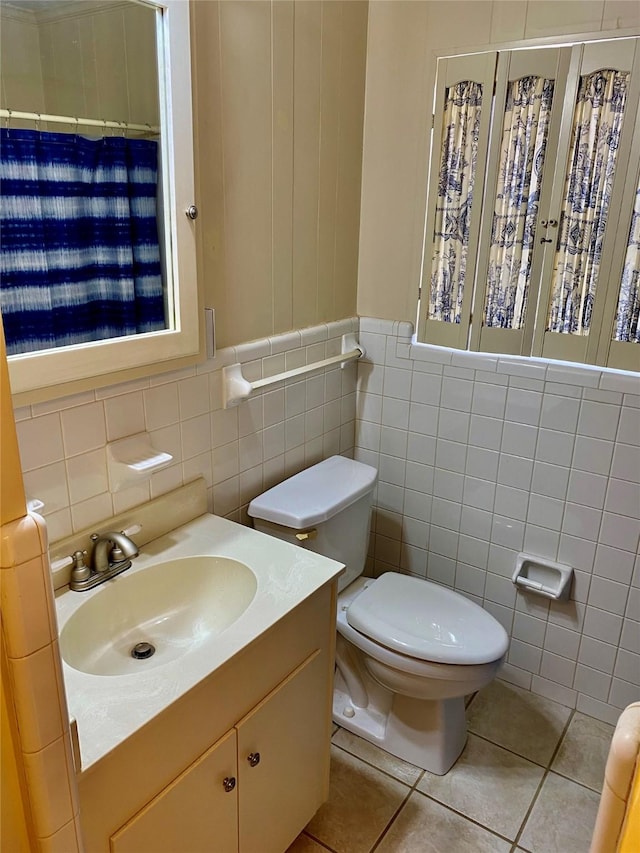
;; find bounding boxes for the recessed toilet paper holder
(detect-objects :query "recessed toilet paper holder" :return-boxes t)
[512,553,573,601]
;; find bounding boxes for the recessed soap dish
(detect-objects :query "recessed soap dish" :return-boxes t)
[107,433,173,492]
[512,553,573,601]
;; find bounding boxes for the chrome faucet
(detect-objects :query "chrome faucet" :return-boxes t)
[69,528,139,592]
[91,530,139,573]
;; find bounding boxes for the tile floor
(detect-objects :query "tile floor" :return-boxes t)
[288,679,615,853]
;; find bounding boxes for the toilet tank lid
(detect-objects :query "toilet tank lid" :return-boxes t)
[248,456,377,529]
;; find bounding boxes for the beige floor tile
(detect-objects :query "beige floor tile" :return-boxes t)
[286,832,331,852]
[332,728,423,786]
[305,745,410,853]
[518,771,601,853]
[416,734,545,840]
[467,679,571,765]
[551,712,614,792]
[376,791,511,853]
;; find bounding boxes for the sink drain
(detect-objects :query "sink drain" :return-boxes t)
[131,642,156,660]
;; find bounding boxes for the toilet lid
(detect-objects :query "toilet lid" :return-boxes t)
[346,573,509,665]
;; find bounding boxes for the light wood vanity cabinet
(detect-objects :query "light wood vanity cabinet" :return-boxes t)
[78,583,336,853]
[110,651,326,853]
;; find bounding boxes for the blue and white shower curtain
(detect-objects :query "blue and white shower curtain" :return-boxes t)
[0,129,165,355]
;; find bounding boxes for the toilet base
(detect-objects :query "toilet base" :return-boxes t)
[332,668,467,775]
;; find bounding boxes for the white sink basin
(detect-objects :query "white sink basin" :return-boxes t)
[59,556,257,676]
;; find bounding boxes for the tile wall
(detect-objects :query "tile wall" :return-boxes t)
[11,313,639,726]
[354,318,639,725]
[14,318,358,543]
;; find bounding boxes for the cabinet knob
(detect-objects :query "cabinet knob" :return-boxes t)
[185,204,199,220]
[247,752,261,767]
[222,776,236,792]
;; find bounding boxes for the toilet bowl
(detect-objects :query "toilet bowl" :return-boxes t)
[248,455,509,775]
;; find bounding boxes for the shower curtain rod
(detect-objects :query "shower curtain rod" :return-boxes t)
[0,108,159,134]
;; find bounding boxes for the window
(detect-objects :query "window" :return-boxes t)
[418,37,640,372]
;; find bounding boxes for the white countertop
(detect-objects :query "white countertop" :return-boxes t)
[55,513,343,772]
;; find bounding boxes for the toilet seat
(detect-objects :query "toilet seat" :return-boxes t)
[346,573,509,666]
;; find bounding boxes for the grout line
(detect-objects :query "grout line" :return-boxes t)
[369,784,415,853]
[403,787,517,849]
[301,830,340,853]
[511,709,575,850]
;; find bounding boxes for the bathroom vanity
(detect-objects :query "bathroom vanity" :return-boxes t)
[53,486,342,853]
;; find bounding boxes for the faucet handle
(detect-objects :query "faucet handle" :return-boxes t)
[121,523,142,537]
[70,550,91,583]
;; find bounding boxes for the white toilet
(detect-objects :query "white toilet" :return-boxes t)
[248,455,509,775]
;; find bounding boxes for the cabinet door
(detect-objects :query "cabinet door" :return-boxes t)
[237,650,329,853]
[110,729,238,853]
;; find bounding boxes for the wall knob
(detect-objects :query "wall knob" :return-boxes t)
[222,776,236,792]
[247,752,261,767]
[185,204,198,220]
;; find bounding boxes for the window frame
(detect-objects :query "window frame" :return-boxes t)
[417,29,640,374]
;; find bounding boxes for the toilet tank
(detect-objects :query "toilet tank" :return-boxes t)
[248,456,377,591]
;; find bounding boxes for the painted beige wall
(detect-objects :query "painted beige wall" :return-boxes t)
[0,2,158,129]
[357,0,640,324]
[192,0,368,349]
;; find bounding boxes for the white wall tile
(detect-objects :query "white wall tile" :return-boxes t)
[540,651,576,687]
[494,484,529,521]
[437,408,470,443]
[599,512,640,553]
[440,377,473,412]
[497,454,533,491]
[405,461,434,494]
[527,493,564,531]
[557,534,597,574]
[471,382,507,418]
[573,664,611,701]
[408,402,439,435]
[617,406,640,446]
[380,426,408,458]
[411,371,442,405]
[588,576,630,616]
[562,503,602,542]
[605,478,640,519]
[535,429,575,466]
[614,649,640,686]
[469,414,503,450]
[501,421,538,458]
[462,475,495,510]
[577,400,620,441]
[540,394,581,433]
[407,432,436,465]
[583,606,623,646]
[383,366,412,400]
[593,543,635,585]
[578,636,617,674]
[544,623,580,660]
[434,469,464,502]
[17,414,65,472]
[531,462,570,500]
[572,436,614,476]
[491,515,525,551]
[505,387,542,426]
[567,470,608,510]
[610,442,640,483]
[104,392,145,441]
[461,505,492,540]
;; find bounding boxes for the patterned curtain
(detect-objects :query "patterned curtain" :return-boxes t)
[0,129,165,355]
[547,69,630,336]
[484,76,555,329]
[428,81,483,324]
[613,180,640,343]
